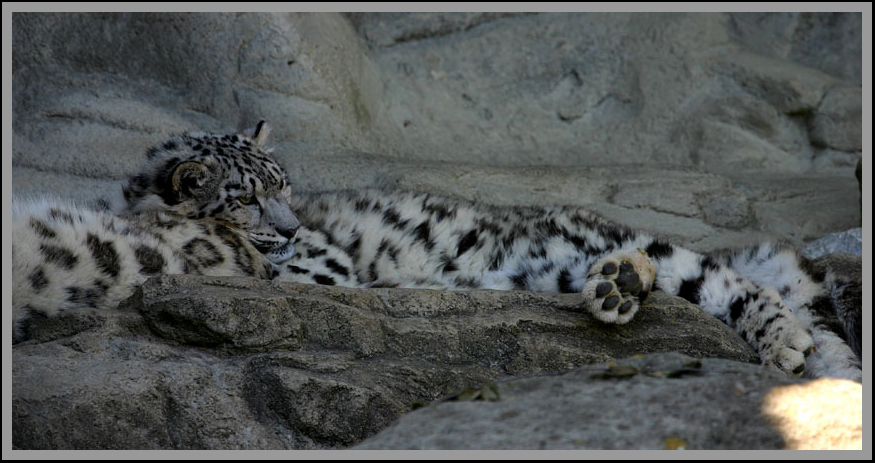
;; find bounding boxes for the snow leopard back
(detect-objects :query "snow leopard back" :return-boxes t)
[277,188,861,381]
[284,189,626,291]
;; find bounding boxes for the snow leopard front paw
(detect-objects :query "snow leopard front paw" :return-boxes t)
[760,326,815,377]
[582,250,656,324]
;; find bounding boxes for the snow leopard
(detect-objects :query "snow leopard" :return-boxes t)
[12,122,349,341]
[11,122,862,382]
[276,190,861,381]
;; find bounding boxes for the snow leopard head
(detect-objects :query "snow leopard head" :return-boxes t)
[119,121,298,263]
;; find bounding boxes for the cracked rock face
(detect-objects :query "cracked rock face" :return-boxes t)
[12,12,861,252]
[354,353,863,450]
[14,275,760,449]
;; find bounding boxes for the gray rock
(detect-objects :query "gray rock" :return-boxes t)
[727,173,861,246]
[355,353,863,450]
[727,13,862,85]
[802,228,863,259]
[12,12,862,254]
[810,86,863,152]
[13,275,759,449]
[12,12,401,178]
[344,12,532,49]
[364,13,859,174]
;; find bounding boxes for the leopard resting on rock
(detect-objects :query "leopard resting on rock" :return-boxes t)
[11,121,862,382]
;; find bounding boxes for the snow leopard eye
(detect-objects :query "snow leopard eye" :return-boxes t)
[238,195,254,205]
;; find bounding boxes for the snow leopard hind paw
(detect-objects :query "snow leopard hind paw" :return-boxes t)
[582,250,656,325]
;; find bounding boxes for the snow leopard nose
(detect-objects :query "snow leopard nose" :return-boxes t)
[277,226,298,239]
[264,196,300,240]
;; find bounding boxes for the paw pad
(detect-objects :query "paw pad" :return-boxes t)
[582,250,656,325]
[595,282,613,298]
[614,261,643,296]
[602,295,620,310]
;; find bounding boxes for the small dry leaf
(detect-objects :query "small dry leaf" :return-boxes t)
[480,382,500,401]
[664,437,687,450]
[452,382,501,402]
[456,387,481,401]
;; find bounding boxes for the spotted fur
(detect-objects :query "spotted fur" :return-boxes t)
[276,189,861,381]
[12,122,293,342]
[11,122,861,383]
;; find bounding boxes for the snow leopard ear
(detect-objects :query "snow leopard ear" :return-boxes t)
[171,161,210,196]
[252,120,271,147]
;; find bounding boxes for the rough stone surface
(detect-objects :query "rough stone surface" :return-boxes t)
[727,12,862,85]
[802,228,863,259]
[14,275,759,450]
[810,86,863,152]
[11,12,862,252]
[354,353,863,450]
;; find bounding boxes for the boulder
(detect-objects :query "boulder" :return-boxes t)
[355,352,863,450]
[802,228,863,259]
[13,275,759,449]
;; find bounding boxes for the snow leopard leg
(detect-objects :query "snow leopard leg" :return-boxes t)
[483,243,656,325]
[642,240,815,377]
[714,243,861,381]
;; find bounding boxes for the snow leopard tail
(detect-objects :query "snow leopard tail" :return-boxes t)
[827,273,863,360]
[10,198,183,343]
[12,196,280,343]
[805,256,862,361]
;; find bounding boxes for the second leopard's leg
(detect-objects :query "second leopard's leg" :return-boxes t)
[643,241,815,377]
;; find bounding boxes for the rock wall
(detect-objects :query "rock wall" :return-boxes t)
[12,12,862,251]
